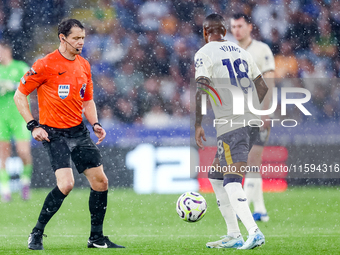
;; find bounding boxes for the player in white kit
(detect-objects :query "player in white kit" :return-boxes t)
[194,14,268,249]
[231,13,276,222]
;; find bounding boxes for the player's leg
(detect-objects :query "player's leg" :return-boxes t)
[206,158,244,249]
[7,95,32,199]
[223,165,265,250]
[83,166,124,248]
[0,141,11,202]
[210,161,241,238]
[28,130,73,250]
[218,127,264,249]
[245,129,269,222]
[84,166,109,239]
[0,95,12,201]
[16,141,33,200]
[223,165,258,235]
[28,168,73,250]
[35,168,74,230]
[72,129,124,249]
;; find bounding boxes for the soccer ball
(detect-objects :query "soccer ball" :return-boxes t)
[176,191,207,222]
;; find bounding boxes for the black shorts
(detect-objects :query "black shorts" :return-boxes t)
[253,127,270,146]
[42,122,102,173]
[208,126,259,179]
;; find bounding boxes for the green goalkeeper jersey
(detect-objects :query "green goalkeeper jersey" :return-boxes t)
[0,60,29,96]
[0,60,30,141]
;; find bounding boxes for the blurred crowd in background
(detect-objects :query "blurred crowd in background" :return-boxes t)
[0,0,340,128]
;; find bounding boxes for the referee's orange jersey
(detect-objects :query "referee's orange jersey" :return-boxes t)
[18,50,93,129]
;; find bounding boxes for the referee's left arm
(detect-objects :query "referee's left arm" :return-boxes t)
[83,99,106,144]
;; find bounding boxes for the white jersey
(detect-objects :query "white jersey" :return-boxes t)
[195,40,262,136]
[246,39,275,74]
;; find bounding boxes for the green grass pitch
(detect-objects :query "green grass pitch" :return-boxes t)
[0,187,340,254]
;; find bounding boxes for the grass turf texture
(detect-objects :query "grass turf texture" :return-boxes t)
[0,187,340,254]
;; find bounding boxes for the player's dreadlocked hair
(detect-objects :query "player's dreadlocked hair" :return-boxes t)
[203,13,226,35]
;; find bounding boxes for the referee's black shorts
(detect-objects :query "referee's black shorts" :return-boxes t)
[41,122,102,173]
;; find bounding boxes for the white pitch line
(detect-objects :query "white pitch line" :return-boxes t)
[1,234,340,238]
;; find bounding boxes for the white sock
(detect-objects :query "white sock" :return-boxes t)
[244,172,267,214]
[243,172,255,205]
[224,182,257,233]
[248,226,259,235]
[209,179,240,237]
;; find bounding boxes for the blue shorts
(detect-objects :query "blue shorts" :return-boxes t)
[208,126,259,179]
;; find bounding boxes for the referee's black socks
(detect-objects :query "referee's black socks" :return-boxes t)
[89,188,108,240]
[31,186,107,239]
[34,186,67,232]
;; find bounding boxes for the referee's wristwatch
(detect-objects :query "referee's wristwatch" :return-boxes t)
[26,120,40,132]
[92,122,102,131]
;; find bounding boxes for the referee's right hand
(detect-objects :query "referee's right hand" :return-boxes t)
[32,127,50,142]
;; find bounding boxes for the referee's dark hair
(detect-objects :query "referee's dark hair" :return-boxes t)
[58,18,84,38]
[232,13,252,24]
[203,13,226,35]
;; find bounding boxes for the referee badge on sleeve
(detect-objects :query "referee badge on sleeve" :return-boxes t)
[58,84,70,99]
[79,83,87,99]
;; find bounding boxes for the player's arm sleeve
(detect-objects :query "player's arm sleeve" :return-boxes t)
[261,44,275,74]
[194,52,212,127]
[18,59,46,95]
[194,52,213,85]
[83,60,93,101]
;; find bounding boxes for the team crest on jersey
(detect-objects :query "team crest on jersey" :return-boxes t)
[195,58,203,70]
[58,85,70,99]
[79,83,87,99]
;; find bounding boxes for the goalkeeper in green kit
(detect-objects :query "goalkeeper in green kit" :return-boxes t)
[0,40,32,202]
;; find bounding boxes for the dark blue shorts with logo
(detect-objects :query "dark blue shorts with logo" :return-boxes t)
[208,126,259,179]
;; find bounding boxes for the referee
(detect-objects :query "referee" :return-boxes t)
[14,18,125,250]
